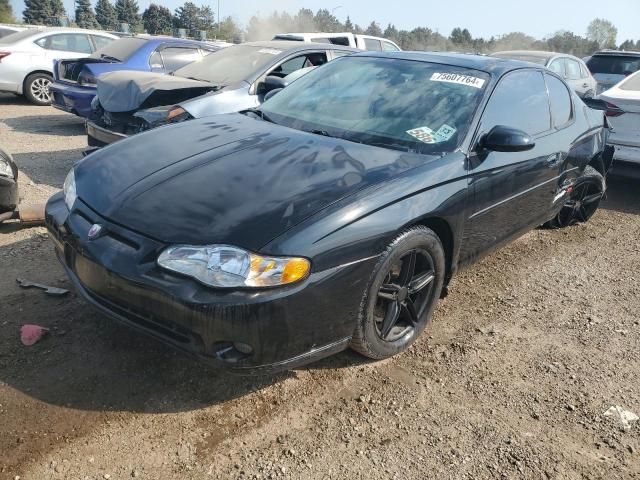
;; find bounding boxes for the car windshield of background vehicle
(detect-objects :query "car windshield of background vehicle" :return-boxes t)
[90,37,147,62]
[174,44,283,85]
[261,57,489,154]
[587,55,640,75]
[0,29,37,44]
[492,53,547,65]
[620,71,640,91]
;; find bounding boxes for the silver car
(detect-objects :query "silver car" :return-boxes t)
[0,28,117,105]
[492,50,598,99]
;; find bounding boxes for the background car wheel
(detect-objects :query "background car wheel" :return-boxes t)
[24,73,52,106]
[351,226,445,360]
[544,165,604,229]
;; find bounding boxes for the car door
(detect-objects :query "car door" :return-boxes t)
[459,69,560,265]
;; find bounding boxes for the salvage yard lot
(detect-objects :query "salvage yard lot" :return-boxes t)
[0,92,639,479]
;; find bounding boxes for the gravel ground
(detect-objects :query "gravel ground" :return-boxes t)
[0,93,639,480]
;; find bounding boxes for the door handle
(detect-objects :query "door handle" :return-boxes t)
[583,83,589,88]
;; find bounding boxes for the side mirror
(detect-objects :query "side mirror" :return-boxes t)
[480,125,535,153]
[259,75,287,95]
[264,88,283,102]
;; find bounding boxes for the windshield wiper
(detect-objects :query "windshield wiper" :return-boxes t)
[309,129,334,137]
[239,108,277,125]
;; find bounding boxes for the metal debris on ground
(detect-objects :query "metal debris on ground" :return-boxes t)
[16,278,69,296]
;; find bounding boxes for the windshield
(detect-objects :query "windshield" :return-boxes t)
[260,57,489,154]
[174,44,282,85]
[90,37,146,62]
[587,55,640,75]
[0,29,38,44]
[492,53,548,65]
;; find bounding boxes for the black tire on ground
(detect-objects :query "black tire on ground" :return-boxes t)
[351,226,445,360]
[23,72,53,106]
[544,165,605,229]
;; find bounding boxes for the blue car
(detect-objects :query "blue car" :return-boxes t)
[50,36,223,118]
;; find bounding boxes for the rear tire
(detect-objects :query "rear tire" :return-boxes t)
[24,73,53,106]
[544,165,604,229]
[351,226,445,360]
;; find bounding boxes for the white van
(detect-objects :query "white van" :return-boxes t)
[273,32,401,52]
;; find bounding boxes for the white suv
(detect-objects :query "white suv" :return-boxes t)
[273,32,401,52]
[0,28,117,105]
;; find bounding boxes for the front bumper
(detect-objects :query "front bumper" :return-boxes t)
[86,121,128,147]
[45,193,375,373]
[0,175,18,212]
[49,82,95,118]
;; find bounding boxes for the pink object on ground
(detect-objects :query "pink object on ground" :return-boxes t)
[20,324,49,346]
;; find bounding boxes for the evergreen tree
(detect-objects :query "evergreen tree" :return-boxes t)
[197,5,215,32]
[343,16,353,32]
[23,0,53,24]
[174,1,199,32]
[0,0,14,23]
[75,0,99,29]
[115,0,140,30]
[95,0,117,29]
[142,3,173,34]
[364,21,382,37]
[49,0,67,24]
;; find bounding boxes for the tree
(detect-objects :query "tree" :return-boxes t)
[344,16,354,32]
[23,0,66,25]
[587,18,617,49]
[450,27,473,46]
[115,0,140,30]
[49,0,67,23]
[95,0,117,30]
[142,3,172,34]
[215,15,241,42]
[383,23,399,42]
[75,0,99,29]
[364,21,382,37]
[174,1,199,32]
[198,5,215,32]
[619,39,636,51]
[0,0,14,23]
[313,8,340,32]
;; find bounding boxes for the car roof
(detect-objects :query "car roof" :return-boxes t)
[352,51,536,75]
[493,50,561,60]
[243,40,357,52]
[17,27,116,37]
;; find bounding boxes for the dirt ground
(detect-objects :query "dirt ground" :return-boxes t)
[0,92,639,480]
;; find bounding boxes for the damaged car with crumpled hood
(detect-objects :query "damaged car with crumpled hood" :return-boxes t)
[86,40,356,147]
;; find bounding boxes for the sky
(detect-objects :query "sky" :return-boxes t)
[8,0,640,42]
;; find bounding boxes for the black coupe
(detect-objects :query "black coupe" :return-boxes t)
[45,52,612,373]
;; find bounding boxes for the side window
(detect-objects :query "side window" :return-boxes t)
[481,70,551,136]
[160,47,201,71]
[149,50,163,69]
[270,52,328,78]
[92,35,113,51]
[363,38,382,51]
[565,59,582,80]
[579,62,590,78]
[545,74,572,128]
[382,41,400,52]
[36,34,92,53]
[548,59,565,76]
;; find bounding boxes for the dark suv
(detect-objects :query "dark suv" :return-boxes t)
[586,50,640,94]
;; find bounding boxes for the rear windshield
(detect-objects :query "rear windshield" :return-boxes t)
[620,72,640,91]
[0,29,38,44]
[492,53,548,65]
[90,37,147,62]
[587,55,640,75]
[174,44,282,85]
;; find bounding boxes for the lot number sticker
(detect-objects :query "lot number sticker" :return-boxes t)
[407,124,458,144]
[430,72,485,89]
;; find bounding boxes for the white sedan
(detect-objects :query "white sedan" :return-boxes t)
[600,71,640,176]
[0,28,117,105]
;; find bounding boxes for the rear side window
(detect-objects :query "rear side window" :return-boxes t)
[382,41,400,51]
[36,34,92,53]
[587,55,640,75]
[565,59,582,80]
[160,47,202,71]
[545,74,572,127]
[270,52,328,77]
[363,38,382,51]
[92,35,113,51]
[482,70,551,135]
[548,59,565,76]
[579,62,590,78]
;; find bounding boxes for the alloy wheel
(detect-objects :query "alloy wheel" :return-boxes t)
[557,179,603,227]
[374,249,435,342]
[30,77,51,103]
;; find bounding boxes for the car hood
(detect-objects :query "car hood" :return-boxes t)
[97,71,217,112]
[75,113,437,250]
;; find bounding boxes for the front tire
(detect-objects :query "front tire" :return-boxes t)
[544,165,604,229]
[351,226,445,360]
[24,73,53,106]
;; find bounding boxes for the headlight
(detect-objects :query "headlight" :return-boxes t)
[157,244,311,288]
[63,169,77,210]
[0,157,12,178]
[133,106,191,127]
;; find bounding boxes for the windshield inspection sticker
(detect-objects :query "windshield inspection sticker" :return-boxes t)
[430,72,486,89]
